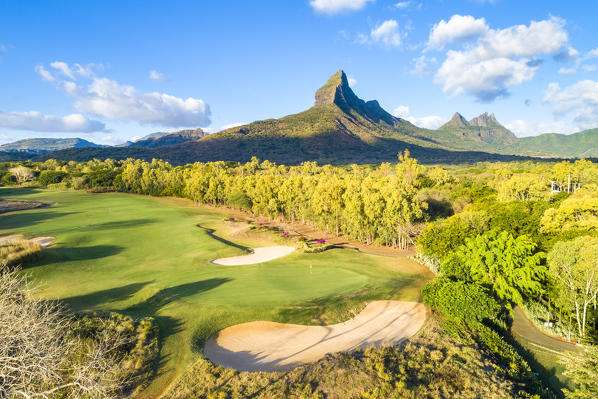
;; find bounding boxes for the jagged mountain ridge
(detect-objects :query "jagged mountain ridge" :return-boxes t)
[120,128,206,148]
[31,69,598,163]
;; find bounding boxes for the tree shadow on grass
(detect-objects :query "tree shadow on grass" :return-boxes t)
[31,245,124,267]
[128,278,232,315]
[275,275,422,326]
[0,211,79,229]
[86,218,157,230]
[196,223,250,252]
[61,281,154,312]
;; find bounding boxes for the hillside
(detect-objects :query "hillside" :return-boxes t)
[36,71,538,165]
[120,128,206,148]
[407,112,519,153]
[507,128,598,158]
[0,137,101,153]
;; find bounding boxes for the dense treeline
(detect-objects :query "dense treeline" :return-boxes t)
[2,153,597,251]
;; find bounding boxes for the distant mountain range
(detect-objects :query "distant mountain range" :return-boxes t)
[0,138,102,153]
[4,70,598,164]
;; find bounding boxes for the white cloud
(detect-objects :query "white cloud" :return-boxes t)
[586,47,598,58]
[392,105,445,129]
[347,76,357,86]
[0,111,105,133]
[411,55,436,75]
[309,0,373,14]
[359,20,401,47]
[543,80,598,130]
[428,15,488,49]
[558,67,577,75]
[506,119,578,137]
[582,64,597,72]
[38,61,211,128]
[149,70,168,81]
[431,16,568,102]
[35,65,56,82]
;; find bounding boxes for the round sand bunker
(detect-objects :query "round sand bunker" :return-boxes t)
[212,246,296,266]
[204,300,426,372]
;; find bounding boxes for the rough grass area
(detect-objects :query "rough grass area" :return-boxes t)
[0,188,430,397]
[0,239,42,266]
[164,316,533,399]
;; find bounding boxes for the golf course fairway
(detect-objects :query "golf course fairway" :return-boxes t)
[0,188,431,397]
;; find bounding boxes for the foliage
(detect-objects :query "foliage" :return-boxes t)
[541,187,598,233]
[560,345,598,399]
[441,230,546,305]
[0,239,42,267]
[417,211,489,258]
[38,170,67,186]
[547,236,598,338]
[497,173,550,202]
[422,277,500,322]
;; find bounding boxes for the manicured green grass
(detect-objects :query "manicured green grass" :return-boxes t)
[0,188,429,397]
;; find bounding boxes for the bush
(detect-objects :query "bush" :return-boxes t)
[38,170,67,186]
[0,240,42,267]
[422,278,500,322]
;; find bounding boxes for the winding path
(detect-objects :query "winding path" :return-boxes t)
[211,246,296,266]
[204,300,426,372]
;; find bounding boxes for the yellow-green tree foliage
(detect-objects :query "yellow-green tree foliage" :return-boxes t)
[541,186,598,232]
[496,173,549,202]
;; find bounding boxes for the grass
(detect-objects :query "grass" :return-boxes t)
[511,306,579,396]
[0,239,42,266]
[0,187,430,397]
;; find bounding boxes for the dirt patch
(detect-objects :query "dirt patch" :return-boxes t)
[211,246,296,266]
[204,300,426,372]
[0,235,55,247]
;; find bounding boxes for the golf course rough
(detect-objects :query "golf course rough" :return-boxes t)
[204,300,426,372]
[211,246,296,265]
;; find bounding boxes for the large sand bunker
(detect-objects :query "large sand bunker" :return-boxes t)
[212,246,296,266]
[204,300,426,372]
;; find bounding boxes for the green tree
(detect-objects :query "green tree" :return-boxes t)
[441,230,546,305]
[560,345,598,399]
[541,187,598,233]
[548,236,598,338]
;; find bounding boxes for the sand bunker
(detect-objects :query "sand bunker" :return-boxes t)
[204,300,426,372]
[0,235,55,247]
[212,246,296,266]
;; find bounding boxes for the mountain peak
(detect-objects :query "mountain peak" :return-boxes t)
[451,112,469,127]
[314,70,352,107]
[469,112,499,127]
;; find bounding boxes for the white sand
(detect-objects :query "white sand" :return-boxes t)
[211,246,296,266]
[204,300,426,372]
[0,235,55,247]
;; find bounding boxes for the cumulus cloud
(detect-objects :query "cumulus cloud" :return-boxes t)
[428,15,488,50]
[358,20,401,47]
[543,80,598,130]
[430,16,568,102]
[0,111,106,133]
[411,55,436,75]
[38,61,211,128]
[347,76,357,86]
[392,105,445,129]
[149,70,168,81]
[310,0,373,14]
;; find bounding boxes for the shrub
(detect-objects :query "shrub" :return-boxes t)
[422,278,500,322]
[38,170,67,186]
[0,240,42,267]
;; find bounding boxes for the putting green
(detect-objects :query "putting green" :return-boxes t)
[0,188,430,397]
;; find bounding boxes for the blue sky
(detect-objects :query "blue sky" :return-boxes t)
[1,0,598,145]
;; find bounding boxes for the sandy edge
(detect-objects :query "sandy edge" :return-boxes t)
[211,245,296,266]
[204,300,426,372]
[0,235,55,247]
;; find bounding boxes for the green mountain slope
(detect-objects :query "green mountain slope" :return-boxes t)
[36,71,537,164]
[120,128,206,148]
[506,129,598,158]
[0,137,101,153]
